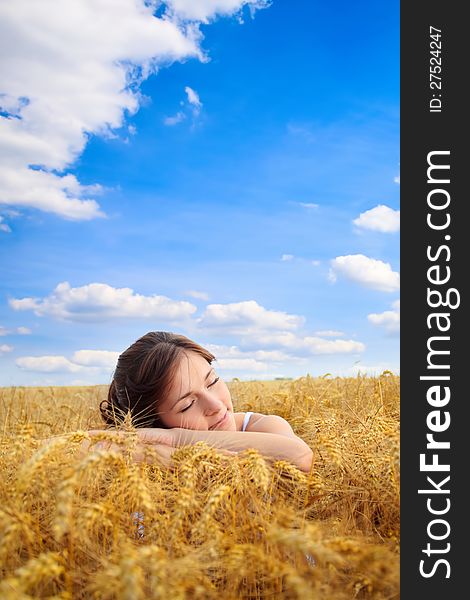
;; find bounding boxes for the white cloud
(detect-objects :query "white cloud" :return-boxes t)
[210,345,292,378]
[69,379,100,386]
[163,111,186,126]
[0,344,14,354]
[10,281,197,322]
[184,290,210,301]
[0,325,32,336]
[0,216,11,232]
[16,355,83,373]
[71,350,120,369]
[246,348,293,362]
[368,299,400,335]
[353,205,400,233]
[17,326,32,335]
[216,357,269,372]
[0,0,267,220]
[12,325,365,381]
[203,342,305,377]
[15,344,123,376]
[199,300,364,357]
[164,0,271,22]
[0,168,105,221]
[15,345,276,377]
[16,348,121,373]
[205,343,293,363]
[280,254,321,265]
[164,85,202,125]
[198,300,304,333]
[184,86,202,116]
[247,332,365,355]
[314,330,344,338]
[329,254,400,293]
[394,175,400,184]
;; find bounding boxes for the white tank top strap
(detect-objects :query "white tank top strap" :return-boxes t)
[241,411,254,432]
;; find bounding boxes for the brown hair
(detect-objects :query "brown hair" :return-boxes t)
[100,331,215,428]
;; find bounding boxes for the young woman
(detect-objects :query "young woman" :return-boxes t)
[89,331,313,473]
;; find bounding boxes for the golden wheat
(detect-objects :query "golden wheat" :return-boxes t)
[0,374,399,598]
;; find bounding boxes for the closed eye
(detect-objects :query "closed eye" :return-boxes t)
[179,377,220,412]
[181,400,195,413]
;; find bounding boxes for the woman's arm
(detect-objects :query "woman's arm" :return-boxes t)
[80,431,178,468]
[83,430,237,467]
[138,426,314,473]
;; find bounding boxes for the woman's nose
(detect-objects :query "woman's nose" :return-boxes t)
[200,392,223,414]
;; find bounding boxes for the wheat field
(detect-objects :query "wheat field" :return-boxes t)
[0,374,399,599]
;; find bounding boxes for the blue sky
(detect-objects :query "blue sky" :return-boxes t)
[0,0,399,385]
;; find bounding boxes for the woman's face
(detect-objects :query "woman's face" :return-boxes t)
[157,350,236,431]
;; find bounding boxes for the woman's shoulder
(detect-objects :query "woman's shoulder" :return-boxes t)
[234,412,297,437]
[233,411,267,432]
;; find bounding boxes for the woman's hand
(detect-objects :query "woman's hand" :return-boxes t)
[80,429,177,466]
[81,428,238,464]
[84,428,176,447]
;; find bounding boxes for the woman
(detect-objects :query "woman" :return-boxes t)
[90,331,313,473]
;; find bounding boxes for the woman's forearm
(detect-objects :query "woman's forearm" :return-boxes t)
[168,428,313,473]
[83,428,314,472]
[79,433,177,468]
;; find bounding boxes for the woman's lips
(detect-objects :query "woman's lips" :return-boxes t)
[210,410,228,430]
